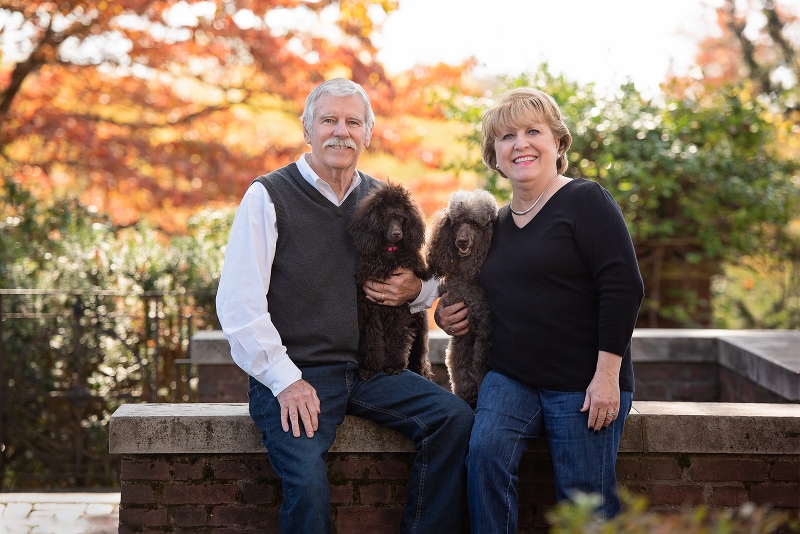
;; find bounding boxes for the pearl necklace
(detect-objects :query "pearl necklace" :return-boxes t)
[509,174,559,216]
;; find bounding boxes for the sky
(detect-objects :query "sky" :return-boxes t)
[0,0,730,99]
[374,0,726,96]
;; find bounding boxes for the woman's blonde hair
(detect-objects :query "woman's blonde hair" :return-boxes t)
[481,87,572,177]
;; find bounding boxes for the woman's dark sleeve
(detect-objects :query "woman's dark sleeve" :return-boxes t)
[574,182,644,356]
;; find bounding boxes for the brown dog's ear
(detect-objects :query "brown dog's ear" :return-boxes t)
[348,193,382,253]
[425,210,457,277]
[404,198,427,252]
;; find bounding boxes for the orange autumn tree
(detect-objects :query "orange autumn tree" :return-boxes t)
[0,0,429,233]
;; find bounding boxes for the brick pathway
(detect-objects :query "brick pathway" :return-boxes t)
[0,493,119,534]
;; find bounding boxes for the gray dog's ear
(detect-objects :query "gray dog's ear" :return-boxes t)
[475,189,499,226]
[426,210,457,277]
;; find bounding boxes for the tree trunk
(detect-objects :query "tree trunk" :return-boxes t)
[636,244,721,328]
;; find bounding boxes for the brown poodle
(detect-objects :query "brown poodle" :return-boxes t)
[348,182,433,380]
[426,189,498,406]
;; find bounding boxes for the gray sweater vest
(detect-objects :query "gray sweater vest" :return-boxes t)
[255,164,380,367]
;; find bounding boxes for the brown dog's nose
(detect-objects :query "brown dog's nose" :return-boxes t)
[387,219,404,242]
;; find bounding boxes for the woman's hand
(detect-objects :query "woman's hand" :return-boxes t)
[364,268,421,306]
[434,294,470,336]
[580,351,622,431]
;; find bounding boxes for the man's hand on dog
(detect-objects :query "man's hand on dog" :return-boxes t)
[364,268,421,306]
[277,379,320,438]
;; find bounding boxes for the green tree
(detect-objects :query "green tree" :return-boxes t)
[1,180,232,488]
[669,0,800,329]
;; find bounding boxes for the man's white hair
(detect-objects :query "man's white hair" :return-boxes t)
[301,78,375,142]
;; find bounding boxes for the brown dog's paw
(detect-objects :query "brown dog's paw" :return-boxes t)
[359,368,374,380]
[464,392,478,408]
[418,363,434,381]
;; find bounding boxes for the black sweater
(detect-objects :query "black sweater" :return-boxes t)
[479,178,644,392]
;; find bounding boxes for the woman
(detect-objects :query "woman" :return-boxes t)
[436,87,644,529]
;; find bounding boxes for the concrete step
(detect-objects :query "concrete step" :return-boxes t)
[0,493,119,534]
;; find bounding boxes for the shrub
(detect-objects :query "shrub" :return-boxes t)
[547,491,797,534]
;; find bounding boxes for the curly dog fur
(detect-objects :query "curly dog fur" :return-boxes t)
[427,189,498,406]
[348,182,433,380]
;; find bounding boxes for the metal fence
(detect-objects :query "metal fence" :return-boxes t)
[0,289,218,489]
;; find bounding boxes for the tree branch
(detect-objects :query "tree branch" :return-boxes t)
[0,8,99,126]
[724,0,774,94]
[761,0,800,83]
[0,24,52,120]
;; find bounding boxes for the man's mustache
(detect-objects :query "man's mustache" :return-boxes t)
[324,137,357,149]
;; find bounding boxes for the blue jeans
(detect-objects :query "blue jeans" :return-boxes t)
[467,370,632,532]
[248,362,473,534]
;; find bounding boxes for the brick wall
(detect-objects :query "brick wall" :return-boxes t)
[167,330,798,533]
[631,363,794,403]
[197,365,249,403]
[117,449,799,533]
[196,363,451,403]
[718,366,792,403]
[117,452,413,533]
[193,330,799,404]
[197,361,789,404]
[633,362,719,401]
[111,401,799,533]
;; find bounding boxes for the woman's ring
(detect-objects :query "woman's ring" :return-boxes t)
[607,410,616,418]
[380,293,385,302]
[448,327,454,334]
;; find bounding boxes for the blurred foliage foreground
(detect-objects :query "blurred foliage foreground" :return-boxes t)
[549,491,798,534]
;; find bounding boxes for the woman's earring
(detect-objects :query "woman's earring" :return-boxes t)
[495,164,499,168]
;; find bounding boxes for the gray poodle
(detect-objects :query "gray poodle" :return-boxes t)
[426,189,498,406]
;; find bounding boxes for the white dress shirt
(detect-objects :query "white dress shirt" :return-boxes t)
[216,154,440,396]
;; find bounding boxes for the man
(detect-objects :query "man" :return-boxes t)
[216,78,472,533]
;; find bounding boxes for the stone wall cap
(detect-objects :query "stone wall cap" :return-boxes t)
[108,403,413,455]
[717,335,799,400]
[633,400,799,417]
[631,328,792,338]
[109,401,798,456]
[190,330,233,364]
[633,401,799,454]
[720,333,800,372]
[192,330,227,340]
